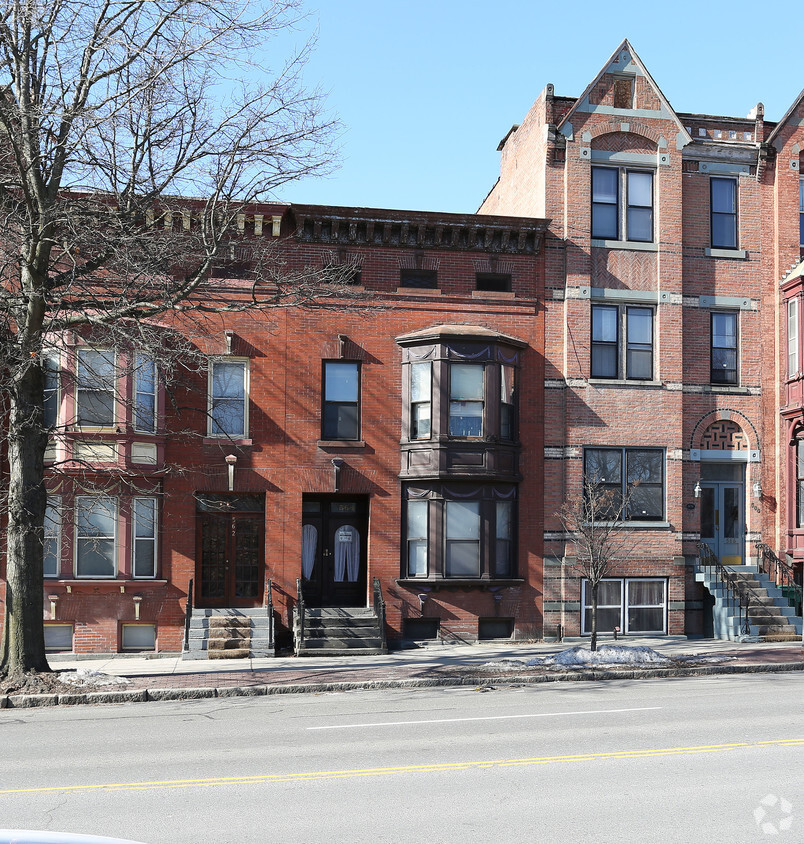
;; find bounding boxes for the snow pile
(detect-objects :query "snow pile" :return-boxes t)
[478,660,528,672]
[528,645,672,667]
[58,668,131,687]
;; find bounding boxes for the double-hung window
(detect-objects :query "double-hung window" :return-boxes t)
[43,354,60,429]
[44,496,61,577]
[591,304,653,380]
[500,365,516,440]
[209,359,248,437]
[710,312,738,384]
[449,364,484,437]
[592,167,653,242]
[132,497,158,578]
[711,177,737,249]
[323,361,360,440]
[134,354,156,433]
[410,362,431,439]
[446,501,481,577]
[799,179,804,249]
[789,299,799,378]
[797,439,804,528]
[582,579,667,635]
[76,496,117,577]
[584,447,664,521]
[77,349,115,427]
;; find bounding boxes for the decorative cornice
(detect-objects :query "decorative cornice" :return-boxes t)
[289,204,549,255]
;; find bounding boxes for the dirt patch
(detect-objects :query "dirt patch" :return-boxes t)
[0,670,77,696]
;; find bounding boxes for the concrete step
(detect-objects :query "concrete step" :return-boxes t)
[305,607,374,618]
[296,646,386,657]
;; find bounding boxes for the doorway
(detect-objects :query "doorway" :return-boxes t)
[301,496,368,607]
[195,494,265,608]
[699,463,745,565]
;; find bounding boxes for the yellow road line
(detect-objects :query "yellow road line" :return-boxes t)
[2,739,802,795]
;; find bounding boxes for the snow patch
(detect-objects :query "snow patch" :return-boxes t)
[58,669,131,687]
[527,645,672,666]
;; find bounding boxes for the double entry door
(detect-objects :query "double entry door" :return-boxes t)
[301,496,367,607]
[699,471,745,565]
[196,494,264,608]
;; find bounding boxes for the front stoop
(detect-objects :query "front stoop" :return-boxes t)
[294,607,387,657]
[695,565,803,642]
[183,607,274,659]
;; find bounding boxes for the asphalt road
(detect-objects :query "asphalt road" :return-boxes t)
[1,673,803,843]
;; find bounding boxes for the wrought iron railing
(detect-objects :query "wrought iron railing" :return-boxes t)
[697,541,751,635]
[372,577,387,652]
[183,577,194,653]
[756,543,803,616]
[266,578,274,652]
[295,577,305,653]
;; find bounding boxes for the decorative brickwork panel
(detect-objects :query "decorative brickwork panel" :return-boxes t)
[700,421,749,451]
[591,248,658,289]
[592,132,657,154]
[635,76,660,111]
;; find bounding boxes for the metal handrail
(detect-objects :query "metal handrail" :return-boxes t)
[266,578,274,652]
[183,577,194,653]
[295,577,305,653]
[372,577,387,652]
[697,541,751,635]
[756,543,803,615]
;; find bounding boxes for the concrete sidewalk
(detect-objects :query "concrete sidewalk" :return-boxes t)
[30,637,803,705]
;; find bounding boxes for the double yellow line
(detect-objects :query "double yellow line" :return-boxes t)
[4,739,803,794]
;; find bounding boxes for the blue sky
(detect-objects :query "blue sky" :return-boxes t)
[277,0,803,213]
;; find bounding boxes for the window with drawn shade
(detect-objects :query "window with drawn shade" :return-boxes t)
[449,364,484,437]
[446,501,481,576]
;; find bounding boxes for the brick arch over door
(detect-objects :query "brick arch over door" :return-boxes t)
[690,411,759,453]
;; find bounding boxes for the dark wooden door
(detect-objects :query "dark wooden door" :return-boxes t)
[301,497,367,607]
[197,513,264,608]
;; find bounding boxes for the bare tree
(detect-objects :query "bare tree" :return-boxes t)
[557,477,638,651]
[0,0,351,682]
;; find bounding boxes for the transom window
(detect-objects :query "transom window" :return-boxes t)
[584,447,664,521]
[711,312,738,385]
[591,304,653,380]
[711,177,737,249]
[209,358,248,437]
[323,361,360,440]
[592,167,653,243]
[76,348,115,427]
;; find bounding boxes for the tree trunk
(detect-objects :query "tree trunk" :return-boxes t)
[590,581,598,652]
[1,361,50,677]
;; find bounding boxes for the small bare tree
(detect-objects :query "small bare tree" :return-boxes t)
[0,0,356,684]
[557,477,638,651]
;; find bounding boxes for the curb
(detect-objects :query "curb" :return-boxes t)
[2,660,804,708]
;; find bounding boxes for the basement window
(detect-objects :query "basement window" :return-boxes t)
[400,269,437,289]
[121,624,156,652]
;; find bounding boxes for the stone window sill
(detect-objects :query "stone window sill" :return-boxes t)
[705,247,747,259]
[202,437,253,447]
[317,439,366,449]
[396,578,524,590]
[591,239,657,252]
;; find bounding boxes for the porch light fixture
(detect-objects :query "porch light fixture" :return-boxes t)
[693,481,701,499]
[752,481,762,499]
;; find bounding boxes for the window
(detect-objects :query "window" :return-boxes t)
[43,354,60,428]
[799,179,804,248]
[592,167,653,242]
[711,177,737,249]
[449,364,484,437]
[76,348,115,427]
[134,354,156,433]
[133,497,158,578]
[476,273,512,293]
[591,304,653,380]
[44,624,74,652]
[797,440,804,528]
[121,624,156,652]
[403,488,516,579]
[44,496,61,577]
[500,365,516,440]
[400,269,437,289]
[711,311,738,384]
[323,361,360,440]
[582,579,667,635]
[410,362,431,439]
[613,77,633,110]
[209,359,248,437]
[584,448,664,521]
[76,496,117,577]
[789,299,799,378]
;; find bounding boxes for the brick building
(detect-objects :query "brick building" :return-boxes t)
[481,39,800,639]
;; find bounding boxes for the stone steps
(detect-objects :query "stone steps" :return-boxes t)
[183,608,274,659]
[294,607,386,656]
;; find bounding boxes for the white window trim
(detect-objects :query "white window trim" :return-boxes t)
[74,495,118,579]
[207,357,250,438]
[76,347,116,430]
[581,578,668,635]
[788,298,799,378]
[43,351,61,429]
[133,353,157,434]
[44,495,61,578]
[132,497,158,579]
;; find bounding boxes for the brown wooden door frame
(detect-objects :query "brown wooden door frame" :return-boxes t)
[196,511,264,608]
[301,495,368,607]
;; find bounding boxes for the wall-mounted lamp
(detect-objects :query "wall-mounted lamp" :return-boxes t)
[331,457,345,492]
[225,453,237,491]
[132,594,143,621]
[48,594,59,619]
[752,481,763,499]
[693,481,702,499]
[417,594,428,615]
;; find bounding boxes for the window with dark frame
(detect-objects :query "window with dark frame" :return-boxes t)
[591,304,653,380]
[710,311,738,384]
[475,273,512,293]
[410,361,432,439]
[592,167,653,243]
[582,578,667,635]
[584,447,664,521]
[711,177,738,249]
[449,363,484,437]
[400,269,437,289]
[403,490,517,580]
[323,361,360,440]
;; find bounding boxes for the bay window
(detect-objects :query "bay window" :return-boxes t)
[449,364,484,437]
[410,362,431,439]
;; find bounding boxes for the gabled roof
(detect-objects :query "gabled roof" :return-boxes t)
[767,89,804,148]
[556,38,692,145]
